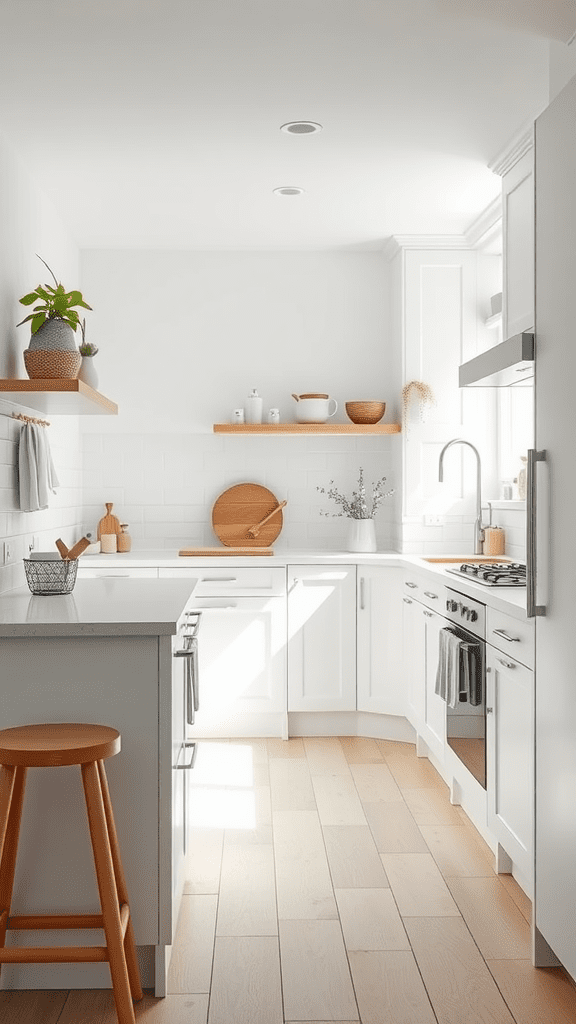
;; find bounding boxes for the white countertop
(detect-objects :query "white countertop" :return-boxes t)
[77,549,529,618]
[0,578,196,637]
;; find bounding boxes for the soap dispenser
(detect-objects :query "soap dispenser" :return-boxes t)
[245,388,263,424]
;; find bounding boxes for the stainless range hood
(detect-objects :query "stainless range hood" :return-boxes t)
[459,332,534,387]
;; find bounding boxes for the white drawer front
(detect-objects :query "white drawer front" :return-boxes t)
[159,566,286,596]
[487,606,534,669]
[77,566,159,579]
[404,575,444,611]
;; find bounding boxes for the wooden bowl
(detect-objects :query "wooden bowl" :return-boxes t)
[345,401,386,424]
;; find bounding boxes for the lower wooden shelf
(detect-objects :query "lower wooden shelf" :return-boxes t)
[214,422,401,434]
[0,379,118,415]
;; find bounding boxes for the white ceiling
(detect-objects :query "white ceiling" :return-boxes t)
[0,0,569,251]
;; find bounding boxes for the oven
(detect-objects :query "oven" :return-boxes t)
[439,588,487,789]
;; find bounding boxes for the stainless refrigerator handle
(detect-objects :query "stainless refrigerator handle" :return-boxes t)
[527,449,547,618]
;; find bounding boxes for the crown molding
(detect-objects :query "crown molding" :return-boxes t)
[489,125,534,177]
[464,196,502,252]
[382,234,470,259]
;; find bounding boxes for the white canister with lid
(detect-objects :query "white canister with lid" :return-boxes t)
[245,389,263,424]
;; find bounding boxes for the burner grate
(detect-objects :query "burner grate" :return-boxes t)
[446,562,527,587]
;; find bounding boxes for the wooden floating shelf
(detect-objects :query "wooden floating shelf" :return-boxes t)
[214,423,401,434]
[0,379,118,416]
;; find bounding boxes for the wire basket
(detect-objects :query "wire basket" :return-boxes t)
[23,558,79,595]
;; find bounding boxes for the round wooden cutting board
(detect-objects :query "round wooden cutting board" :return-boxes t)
[212,483,284,547]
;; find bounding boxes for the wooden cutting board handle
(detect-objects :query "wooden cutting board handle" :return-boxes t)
[97,502,121,540]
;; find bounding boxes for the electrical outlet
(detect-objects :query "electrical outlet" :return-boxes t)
[3,541,12,564]
[424,514,443,526]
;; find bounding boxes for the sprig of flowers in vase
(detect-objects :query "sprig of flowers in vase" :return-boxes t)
[317,467,394,519]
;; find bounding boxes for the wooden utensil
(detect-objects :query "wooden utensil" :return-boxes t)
[67,537,91,560]
[212,483,284,547]
[247,500,287,538]
[97,502,121,540]
[55,538,69,559]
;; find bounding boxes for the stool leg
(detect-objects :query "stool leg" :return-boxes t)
[97,760,143,1002]
[81,761,136,1024]
[0,766,26,979]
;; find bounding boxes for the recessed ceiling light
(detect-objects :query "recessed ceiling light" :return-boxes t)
[273,186,305,196]
[280,121,323,135]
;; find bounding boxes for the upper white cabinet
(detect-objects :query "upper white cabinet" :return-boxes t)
[357,566,404,716]
[502,145,535,337]
[287,565,356,712]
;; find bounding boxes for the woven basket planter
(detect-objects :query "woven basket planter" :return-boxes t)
[24,348,82,380]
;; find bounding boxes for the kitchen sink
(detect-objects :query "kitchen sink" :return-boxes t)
[422,556,513,564]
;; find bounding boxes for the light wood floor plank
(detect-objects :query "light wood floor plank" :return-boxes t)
[402,786,462,825]
[381,853,461,917]
[363,801,429,854]
[375,739,417,759]
[348,949,436,1023]
[208,936,283,1024]
[0,991,67,1024]
[487,959,576,1024]
[384,752,447,790]
[339,736,383,763]
[304,737,351,775]
[312,774,367,827]
[405,917,516,1024]
[273,809,338,919]
[216,842,277,936]
[418,824,496,878]
[267,737,306,759]
[57,991,209,1023]
[167,894,218,993]
[184,828,224,894]
[349,762,404,803]
[269,758,317,812]
[498,873,532,923]
[224,824,273,845]
[228,738,269,764]
[322,825,389,888]
[335,888,410,951]
[446,877,531,959]
[280,919,358,1021]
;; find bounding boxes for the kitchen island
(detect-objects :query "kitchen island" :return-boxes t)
[0,578,196,996]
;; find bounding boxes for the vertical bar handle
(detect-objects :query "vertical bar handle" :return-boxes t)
[527,449,547,618]
[360,577,366,610]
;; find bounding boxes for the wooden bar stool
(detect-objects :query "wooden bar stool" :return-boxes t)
[0,723,143,1024]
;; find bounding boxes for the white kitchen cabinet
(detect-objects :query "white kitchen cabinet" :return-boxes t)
[77,565,159,578]
[422,607,447,762]
[486,645,534,894]
[402,593,425,727]
[287,565,356,712]
[502,144,534,337]
[357,566,404,716]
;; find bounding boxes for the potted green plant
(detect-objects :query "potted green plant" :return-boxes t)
[17,255,92,379]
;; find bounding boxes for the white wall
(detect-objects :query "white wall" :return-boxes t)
[80,251,399,550]
[549,39,576,102]
[0,133,83,593]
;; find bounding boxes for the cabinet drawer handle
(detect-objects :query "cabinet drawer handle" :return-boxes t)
[200,576,237,583]
[496,656,516,669]
[405,581,418,589]
[424,591,438,599]
[360,577,366,610]
[492,628,521,643]
[175,741,197,770]
[403,597,413,605]
[486,707,494,714]
[423,610,433,617]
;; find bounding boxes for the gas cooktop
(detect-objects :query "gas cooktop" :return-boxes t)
[445,562,527,587]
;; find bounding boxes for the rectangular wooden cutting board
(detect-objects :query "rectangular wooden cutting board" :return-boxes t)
[178,547,274,556]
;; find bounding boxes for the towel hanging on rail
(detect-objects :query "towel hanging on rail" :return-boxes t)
[435,627,482,709]
[18,421,60,512]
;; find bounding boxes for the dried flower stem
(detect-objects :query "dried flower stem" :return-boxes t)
[317,467,394,519]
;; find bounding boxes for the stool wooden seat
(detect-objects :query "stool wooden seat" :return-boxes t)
[0,723,143,1024]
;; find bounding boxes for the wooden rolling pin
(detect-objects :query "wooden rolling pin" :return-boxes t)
[247,500,287,538]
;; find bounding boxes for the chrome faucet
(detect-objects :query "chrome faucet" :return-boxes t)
[438,439,485,554]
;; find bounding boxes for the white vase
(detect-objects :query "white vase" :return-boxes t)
[78,356,99,390]
[347,518,377,552]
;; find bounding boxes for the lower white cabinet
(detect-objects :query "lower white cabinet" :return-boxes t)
[402,593,425,726]
[486,645,534,890]
[288,565,356,712]
[357,567,404,715]
[422,607,447,761]
[402,596,446,760]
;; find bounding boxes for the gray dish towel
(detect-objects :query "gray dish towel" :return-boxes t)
[435,626,461,709]
[18,422,60,512]
[458,639,482,706]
